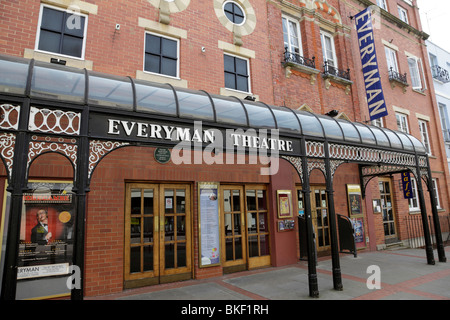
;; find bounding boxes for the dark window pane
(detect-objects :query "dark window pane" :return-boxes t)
[146,34,161,54]
[38,30,61,53]
[162,38,177,58]
[225,238,233,261]
[235,58,248,75]
[41,8,64,32]
[143,245,153,271]
[64,15,85,37]
[61,35,83,57]
[130,246,141,273]
[234,15,244,24]
[165,243,175,269]
[235,238,242,259]
[145,54,161,73]
[224,72,236,90]
[224,55,235,72]
[177,243,186,267]
[236,75,248,92]
[248,235,258,257]
[161,58,177,77]
[260,235,270,256]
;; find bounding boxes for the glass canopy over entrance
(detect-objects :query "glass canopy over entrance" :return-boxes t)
[0,54,426,155]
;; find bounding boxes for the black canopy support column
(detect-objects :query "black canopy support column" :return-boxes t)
[425,157,446,263]
[414,163,435,265]
[324,142,343,291]
[300,156,319,298]
[0,100,31,300]
[71,108,90,300]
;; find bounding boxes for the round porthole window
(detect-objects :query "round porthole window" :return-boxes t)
[214,0,256,37]
[223,1,245,25]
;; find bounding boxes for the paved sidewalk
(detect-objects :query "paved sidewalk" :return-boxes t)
[89,247,450,301]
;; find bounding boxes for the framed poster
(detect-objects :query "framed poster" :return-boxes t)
[347,184,363,217]
[277,190,293,218]
[198,182,220,267]
[17,180,76,279]
[352,217,366,249]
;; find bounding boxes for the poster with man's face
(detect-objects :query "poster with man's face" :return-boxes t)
[17,182,76,279]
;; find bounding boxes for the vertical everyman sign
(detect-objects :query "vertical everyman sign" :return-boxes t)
[355,7,388,121]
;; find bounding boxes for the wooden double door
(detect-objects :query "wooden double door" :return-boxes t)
[124,183,191,288]
[220,185,271,273]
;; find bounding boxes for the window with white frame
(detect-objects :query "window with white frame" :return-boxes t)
[398,6,409,23]
[376,0,388,10]
[144,32,179,78]
[385,46,399,73]
[438,103,450,142]
[418,120,431,154]
[396,112,409,133]
[282,15,302,57]
[432,179,441,209]
[320,30,337,68]
[371,117,384,127]
[36,5,88,59]
[224,54,250,93]
[408,177,420,211]
[407,56,424,90]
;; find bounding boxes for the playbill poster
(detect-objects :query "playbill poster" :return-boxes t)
[17,181,76,279]
[198,182,220,267]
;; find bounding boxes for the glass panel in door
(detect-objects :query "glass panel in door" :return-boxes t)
[222,186,245,268]
[125,185,158,282]
[379,179,397,241]
[246,186,270,269]
[312,187,330,252]
[161,186,190,276]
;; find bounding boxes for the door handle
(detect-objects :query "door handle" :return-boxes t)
[155,216,159,233]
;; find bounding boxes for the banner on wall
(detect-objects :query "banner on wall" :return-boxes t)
[401,171,414,199]
[355,7,388,121]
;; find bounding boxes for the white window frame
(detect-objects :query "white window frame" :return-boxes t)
[418,120,431,155]
[282,15,303,57]
[143,31,180,79]
[371,117,384,128]
[223,52,251,94]
[408,177,420,211]
[407,55,425,91]
[35,4,88,60]
[320,30,338,68]
[376,0,388,10]
[385,46,399,73]
[432,179,441,209]
[396,112,409,133]
[438,103,450,142]
[398,6,409,24]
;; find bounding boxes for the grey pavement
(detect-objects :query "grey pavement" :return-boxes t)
[89,247,450,301]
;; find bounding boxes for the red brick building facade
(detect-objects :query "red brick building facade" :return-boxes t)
[0,0,448,299]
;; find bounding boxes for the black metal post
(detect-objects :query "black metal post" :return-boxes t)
[425,157,446,263]
[71,104,90,300]
[0,100,31,300]
[324,142,343,291]
[414,166,435,265]
[301,157,319,297]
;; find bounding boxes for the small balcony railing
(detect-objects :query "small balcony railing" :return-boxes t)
[283,49,316,69]
[388,67,408,85]
[323,61,350,81]
[431,65,450,83]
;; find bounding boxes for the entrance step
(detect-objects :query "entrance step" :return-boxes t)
[385,241,404,250]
